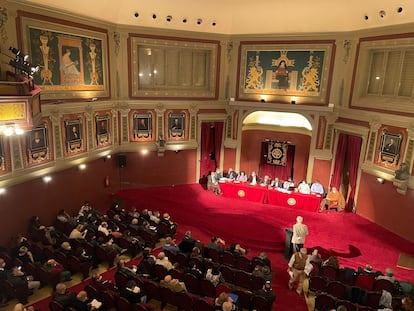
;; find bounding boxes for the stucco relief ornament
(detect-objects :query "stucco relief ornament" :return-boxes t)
[393,162,410,195]
[0,7,8,44]
[343,40,351,64]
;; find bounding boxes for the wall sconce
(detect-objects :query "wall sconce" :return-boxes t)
[0,188,5,195]
[376,177,384,184]
[0,123,24,136]
[175,150,180,154]
[78,164,86,170]
[141,149,148,155]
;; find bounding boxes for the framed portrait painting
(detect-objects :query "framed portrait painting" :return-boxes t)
[237,40,335,104]
[27,127,49,163]
[96,115,111,147]
[379,132,402,165]
[133,113,152,141]
[65,119,83,153]
[17,11,110,100]
[168,113,185,140]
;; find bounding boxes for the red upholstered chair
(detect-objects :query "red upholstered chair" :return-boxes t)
[372,278,395,294]
[95,245,117,268]
[176,291,194,311]
[175,252,189,268]
[233,270,252,289]
[154,264,169,281]
[163,249,176,264]
[132,304,148,311]
[144,280,162,302]
[221,251,235,267]
[314,293,336,311]
[234,289,253,310]
[117,296,132,311]
[215,283,231,297]
[193,298,215,311]
[251,295,273,311]
[68,255,92,280]
[160,287,177,309]
[49,300,65,311]
[336,299,357,311]
[366,291,382,309]
[307,275,328,297]
[355,274,375,291]
[219,265,234,284]
[206,248,221,263]
[321,265,338,281]
[236,256,252,272]
[114,270,131,288]
[84,284,99,300]
[327,280,347,299]
[357,306,376,311]
[250,275,266,291]
[1,279,31,304]
[199,279,216,298]
[99,290,117,309]
[183,273,200,295]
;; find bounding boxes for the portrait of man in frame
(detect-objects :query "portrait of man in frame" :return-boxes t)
[27,127,48,162]
[379,132,402,165]
[65,120,82,152]
[169,114,185,138]
[96,116,110,145]
[133,114,152,140]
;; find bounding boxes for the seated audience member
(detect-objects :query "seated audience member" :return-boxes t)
[56,209,75,225]
[252,252,271,267]
[129,218,141,232]
[207,236,226,251]
[215,292,236,310]
[17,246,35,264]
[402,295,414,311]
[248,171,259,185]
[60,241,73,256]
[128,207,140,219]
[236,171,248,183]
[160,275,187,293]
[336,306,347,311]
[310,179,325,195]
[320,187,346,212]
[98,221,111,236]
[190,246,203,261]
[136,248,156,276]
[308,249,323,266]
[283,177,295,190]
[254,281,276,304]
[160,213,177,231]
[261,265,272,282]
[260,175,272,186]
[163,236,180,255]
[378,290,393,311]
[99,237,127,255]
[13,303,35,311]
[139,209,151,222]
[322,256,340,270]
[155,252,174,271]
[117,259,138,277]
[271,177,282,188]
[376,268,396,283]
[8,266,41,291]
[205,262,223,286]
[227,168,238,180]
[252,265,265,279]
[222,301,235,311]
[178,231,197,254]
[69,224,87,239]
[69,290,98,311]
[149,210,161,224]
[215,168,223,179]
[0,258,8,305]
[44,259,72,282]
[229,243,248,256]
[207,171,221,195]
[53,283,75,308]
[297,180,311,194]
[357,264,382,277]
[91,273,117,293]
[121,280,147,303]
[122,230,145,257]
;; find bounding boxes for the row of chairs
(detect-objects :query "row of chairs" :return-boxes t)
[314,292,402,311]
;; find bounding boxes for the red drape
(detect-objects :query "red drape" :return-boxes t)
[200,122,224,181]
[330,133,347,189]
[345,135,362,212]
[259,142,295,181]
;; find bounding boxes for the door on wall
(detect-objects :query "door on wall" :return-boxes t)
[199,122,224,185]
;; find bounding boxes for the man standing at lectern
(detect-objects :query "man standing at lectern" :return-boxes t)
[291,216,308,252]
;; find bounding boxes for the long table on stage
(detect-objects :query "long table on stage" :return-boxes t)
[219,181,322,212]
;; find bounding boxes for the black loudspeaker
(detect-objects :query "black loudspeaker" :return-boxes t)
[118,155,127,168]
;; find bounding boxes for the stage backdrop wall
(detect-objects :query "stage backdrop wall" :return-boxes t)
[240,129,311,182]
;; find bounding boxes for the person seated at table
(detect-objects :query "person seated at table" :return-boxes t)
[236,171,248,183]
[310,179,325,196]
[297,180,311,194]
[260,175,272,186]
[248,171,259,185]
[215,168,223,179]
[226,168,238,180]
[319,186,346,212]
[271,177,283,188]
[283,177,295,190]
[207,171,221,195]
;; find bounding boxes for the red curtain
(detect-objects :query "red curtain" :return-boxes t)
[330,133,362,212]
[345,135,362,212]
[330,133,347,189]
[259,142,295,181]
[200,122,224,181]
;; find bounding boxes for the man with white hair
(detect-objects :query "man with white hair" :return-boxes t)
[291,216,308,252]
[288,247,310,296]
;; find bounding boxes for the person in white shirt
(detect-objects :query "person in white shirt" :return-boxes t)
[283,177,295,190]
[291,216,308,252]
[249,171,258,185]
[297,180,311,194]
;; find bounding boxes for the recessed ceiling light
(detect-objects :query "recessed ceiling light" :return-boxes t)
[166,15,172,22]
[134,12,139,18]
[211,21,217,27]
[152,14,157,19]
[196,18,203,25]
[397,7,403,14]
[182,18,188,24]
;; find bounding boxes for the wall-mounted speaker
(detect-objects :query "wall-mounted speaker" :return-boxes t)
[118,155,127,168]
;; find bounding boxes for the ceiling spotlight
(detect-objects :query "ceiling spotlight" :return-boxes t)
[397,7,403,13]
[134,12,139,18]
[0,188,5,195]
[166,15,172,22]
[379,10,386,18]
[364,15,369,20]
[43,176,52,183]
[196,18,203,25]
[211,21,217,27]
[78,164,86,170]
[182,18,188,23]
[152,14,157,19]
[376,177,385,184]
